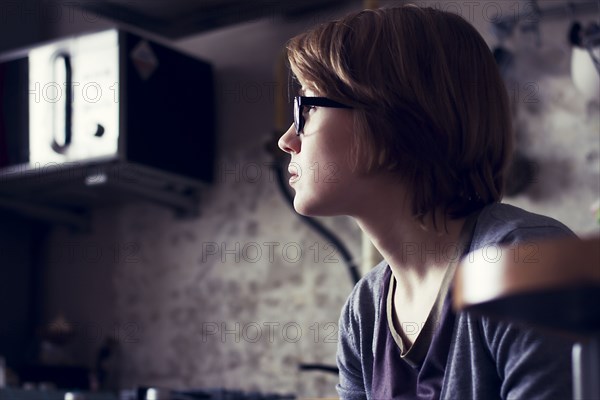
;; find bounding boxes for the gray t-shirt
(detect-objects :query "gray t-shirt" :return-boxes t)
[336,202,577,399]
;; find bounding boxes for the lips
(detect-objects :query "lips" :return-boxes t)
[288,165,299,184]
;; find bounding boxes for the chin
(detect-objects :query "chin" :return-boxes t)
[293,196,343,217]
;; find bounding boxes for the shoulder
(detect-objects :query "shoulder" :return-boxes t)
[343,260,388,318]
[471,202,577,249]
[339,260,388,335]
[337,263,387,396]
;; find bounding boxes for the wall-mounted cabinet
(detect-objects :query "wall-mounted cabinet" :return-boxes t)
[0,29,215,230]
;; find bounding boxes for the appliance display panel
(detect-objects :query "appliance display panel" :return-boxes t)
[29,29,120,167]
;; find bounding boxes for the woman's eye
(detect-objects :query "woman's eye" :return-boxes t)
[303,105,316,115]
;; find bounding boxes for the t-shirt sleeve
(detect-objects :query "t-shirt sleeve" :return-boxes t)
[482,317,574,400]
[481,224,578,400]
[336,288,368,399]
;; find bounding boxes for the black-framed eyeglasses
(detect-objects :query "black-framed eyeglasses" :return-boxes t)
[293,96,352,135]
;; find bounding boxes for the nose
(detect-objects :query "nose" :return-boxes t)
[278,123,300,155]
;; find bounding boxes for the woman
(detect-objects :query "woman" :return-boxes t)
[278,5,575,399]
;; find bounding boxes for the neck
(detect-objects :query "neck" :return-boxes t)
[352,184,466,294]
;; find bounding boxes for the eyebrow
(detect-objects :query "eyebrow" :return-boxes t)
[298,87,306,96]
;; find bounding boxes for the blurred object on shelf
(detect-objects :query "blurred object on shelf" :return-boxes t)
[591,199,600,224]
[569,20,600,101]
[134,387,296,400]
[42,314,74,347]
[0,387,117,400]
[94,336,120,392]
[38,314,76,366]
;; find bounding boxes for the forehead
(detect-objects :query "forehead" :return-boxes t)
[289,72,321,98]
[300,87,317,96]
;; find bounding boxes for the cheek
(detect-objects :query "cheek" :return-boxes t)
[345,132,375,176]
[321,162,342,184]
[307,154,352,187]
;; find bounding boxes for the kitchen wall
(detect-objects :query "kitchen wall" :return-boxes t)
[39,2,362,396]
[17,0,600,397]
[0,210,48,367]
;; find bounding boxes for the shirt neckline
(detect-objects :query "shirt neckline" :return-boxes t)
[385,211,480,368]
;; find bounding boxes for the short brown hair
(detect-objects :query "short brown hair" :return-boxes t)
[286,5,513,224]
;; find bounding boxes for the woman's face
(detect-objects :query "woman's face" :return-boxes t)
[278,87,375,217]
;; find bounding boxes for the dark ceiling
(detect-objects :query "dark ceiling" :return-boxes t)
[76,0,355,38]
